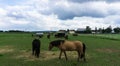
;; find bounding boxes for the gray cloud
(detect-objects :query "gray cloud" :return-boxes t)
[38,1,108,20]
[48,1,120,20]
[0,0,120,31]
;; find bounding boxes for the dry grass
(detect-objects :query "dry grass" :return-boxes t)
[0,46,14,54]
[14,50,60,61]
[14,50,81,61]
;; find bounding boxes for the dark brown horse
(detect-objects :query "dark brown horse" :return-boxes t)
[47,33,50,39]
[32,38,41,58]
[49,40,86,61]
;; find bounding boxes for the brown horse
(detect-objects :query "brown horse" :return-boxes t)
[49,40,86,61]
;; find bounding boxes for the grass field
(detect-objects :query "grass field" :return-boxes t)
[93,34,120,40]
[0,33,120,66]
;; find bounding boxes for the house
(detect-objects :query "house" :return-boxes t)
[55,30,66,38]
[76,28,86,33]
[58,30,66,33]
[69,30,75,34]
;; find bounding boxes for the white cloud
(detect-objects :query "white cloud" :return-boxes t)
[0,0,120,31]
[0,8,7,16]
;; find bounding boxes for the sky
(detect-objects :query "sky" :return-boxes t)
[0,0,120,31]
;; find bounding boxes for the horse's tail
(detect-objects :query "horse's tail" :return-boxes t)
[81,43,86,58]
[83,43,86,53]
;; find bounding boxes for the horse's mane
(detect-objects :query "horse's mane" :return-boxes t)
[50,40,65,46]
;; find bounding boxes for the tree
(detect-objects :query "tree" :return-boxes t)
[85,26,92,33]
[113,27,120,33]
[95,27,97,33]
[105,26,112,33]
[102,27,105,33]
[98,28,102,33]
[67,29,69,33]
[0,30,3,32]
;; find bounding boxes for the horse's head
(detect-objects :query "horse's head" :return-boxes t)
[48,40,65,51]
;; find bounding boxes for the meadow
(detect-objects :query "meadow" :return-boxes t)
[0,33,120,66]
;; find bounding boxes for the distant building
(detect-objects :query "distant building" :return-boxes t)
[77,28,86,31]
[76,28,86,33]
[58,30,66,33]
[69,30,75,34]
[91,30,96,34]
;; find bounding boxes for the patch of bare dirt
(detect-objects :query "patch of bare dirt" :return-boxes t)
[0,46,14,53]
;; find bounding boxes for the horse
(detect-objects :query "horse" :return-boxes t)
[54,33,65,38]
[48,40,86,61]
[47,33,50,39]
[64,34,68,40]
[32,38,41,58]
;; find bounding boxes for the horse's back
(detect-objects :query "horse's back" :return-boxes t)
[74,41,83,47]
[32,39,40,48]
[71,41,83,50]
[60,40,83,51]
[60,40,76,50]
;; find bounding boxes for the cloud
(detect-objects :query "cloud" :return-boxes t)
[0,0,120,31]
[69,0,120,3]
[31,0,120,20]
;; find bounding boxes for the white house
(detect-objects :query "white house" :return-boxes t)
[69,30,75,34]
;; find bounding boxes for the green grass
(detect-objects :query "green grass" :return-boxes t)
[0,33,120,66]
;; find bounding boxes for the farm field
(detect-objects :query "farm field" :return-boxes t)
[93,34,120,40]
[0,33,120,66]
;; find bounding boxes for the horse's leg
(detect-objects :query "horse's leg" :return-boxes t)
[80,53,86,62]
[35,49,37,57]
[63,51,68,61]
[59,50,62,59]
[77,51,80,61]
[80,52,86,62]
[36,49,40,58]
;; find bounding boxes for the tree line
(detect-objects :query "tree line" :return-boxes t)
[85,26,120,34]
